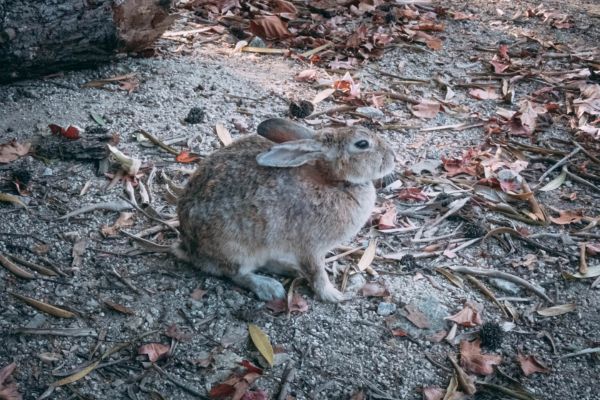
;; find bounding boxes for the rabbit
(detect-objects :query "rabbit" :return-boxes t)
[174,118,396,302]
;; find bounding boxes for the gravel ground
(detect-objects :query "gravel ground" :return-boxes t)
[0,1,599,399]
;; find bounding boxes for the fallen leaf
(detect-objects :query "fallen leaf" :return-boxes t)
[517,354,550,376]
[101,212,134,237]
[422,386,444,400]
[103,299,135,315]
[312,88,335,104]
[0,193,27,208]
[249,16,290,40]
[357,239,377,271]
[378,203,397,229]
[445,303,482,327]
[359,282,389,297]
[248,324,274,366]
[138,343,170,362]
[549,209,583,225]
[396,188,429,202]
[9,292,75,318]
[191,287,207,300]
[536,303,576,317]
[215,122,233,146]
[469,87,501,100]
[391,329,408,337]
[165,324,192,341]
[411,100,441,119]
[402,304,431,329]
[241,390,268,400]
[296,69,318,82]
[176,151,201,163]
[266,294,309,314]
[0,362,22,400]
[71,239,87,269]
[460,339,502,375]
[0,140,31,164]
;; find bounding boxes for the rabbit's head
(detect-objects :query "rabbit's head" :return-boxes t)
[256,119,396,184]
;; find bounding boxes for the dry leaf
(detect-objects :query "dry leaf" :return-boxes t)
[378,203,397,229]
[248,324,274,366]
[550,209,583,225]
[517,354,550,376]
[357,239,377,271]
[10,292,75,318]
[359,282,389,297]
[215,122,233,146]
[536,303,576,317]
[71,239,87,269]
[0,140,31,164]
[176,151,201,163]
[101,212,134,237]
[411,100,441,119]
[0,193,27,208]
[460,339,502,375]
[266,294,309,314]
[249,16,290,40]
[0,362,22,400]
[312,88,335,104]
[165,324,192,341]
[296,69,318,82]
[445,303,483,327]
[469,87,501,100]
[402,304,431,329]
[191,287,207,300]
[138,343,170,363]
[422,386,444,400]
[103,299,135,315]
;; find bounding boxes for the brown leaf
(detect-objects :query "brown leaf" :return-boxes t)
[469,87,501,100]
[0,140,31,164]
[103,299,135,315]
[0,362,22,400]
[517,354,550,376]
[165,324,192,341]
[378,202,397,229]
[272,0,297,14]
[350,389,366,400]
[138,343,170,362]
[347,25,368,48]
[549,209,583,225]
[422,386,445,400]
[191,287,208,300]
[295,69,318,82]
[402,304,431,329]
[359,282,389,297]
[176,151,201,163]
[71,238,87,269]
[396,188,429,202]
[460,339,502,375]
[249,16,290,40]
[445,303,482,327]
[266,294,308,314]
[101,212,134,237]
[411,100,441,119]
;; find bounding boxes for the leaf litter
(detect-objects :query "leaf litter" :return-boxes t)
[2,0,600,399]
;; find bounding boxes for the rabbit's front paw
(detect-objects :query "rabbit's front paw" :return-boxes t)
[234,274,286,301]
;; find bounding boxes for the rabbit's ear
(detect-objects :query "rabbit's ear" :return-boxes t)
[256,140,324,167]
[257,118,315,143]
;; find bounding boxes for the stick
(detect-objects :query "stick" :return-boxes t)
[57,199,132,220]
[137,129,179,155]
[448,266,553,303]
[564,167,600,192]
[153,364,209,399]
[558,347,600,360]
[536,147,580,185]
[277,362,296,400]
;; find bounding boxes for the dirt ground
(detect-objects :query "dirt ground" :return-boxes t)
[1,1,599,399]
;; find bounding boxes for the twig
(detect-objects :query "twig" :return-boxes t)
[153,364,209,399]
[137,129,179,155]
[277,362,296,400]
[572,141,600,164]
[110,267,142,295]
[424,353,452,373]
[448,266,553,303]
[368,90,420,105]
[558,347,600,360]
[579,243,588,275]
[11,327,98,337]
[121,230,172,253]
[536,147,580,185]
[564,167,600,192]
[307,105,357,118]
[119,196,180,235]
[5,253,57,276]
[57,199,132,220]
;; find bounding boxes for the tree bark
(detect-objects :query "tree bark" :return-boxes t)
[0,0,175,83]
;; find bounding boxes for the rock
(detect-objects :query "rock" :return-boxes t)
[377,302,397,316]
[356,106,385,120]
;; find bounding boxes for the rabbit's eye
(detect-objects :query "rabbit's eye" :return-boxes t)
[354,140,369,149]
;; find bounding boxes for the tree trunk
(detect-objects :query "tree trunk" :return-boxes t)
[0,0,175,83]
